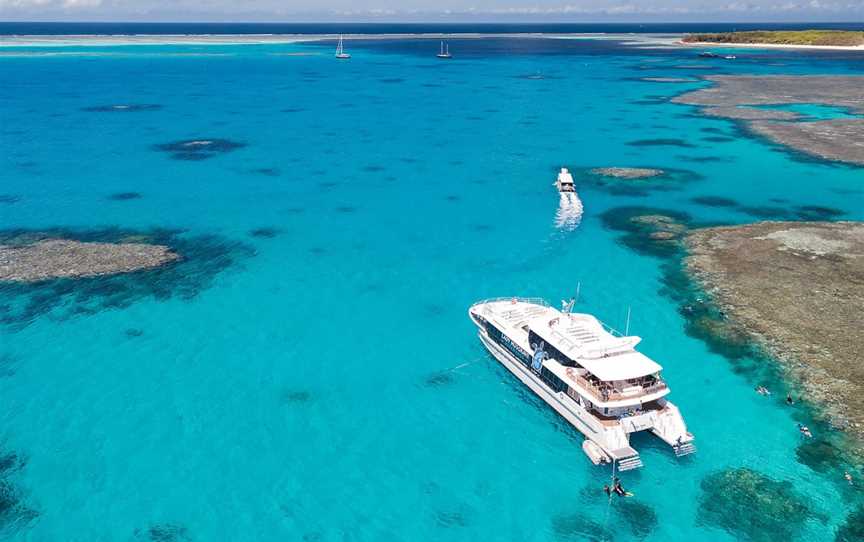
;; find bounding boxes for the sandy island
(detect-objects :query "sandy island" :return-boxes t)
[0,239,179,282]
[685,221,864,440]
[678,40,864,52]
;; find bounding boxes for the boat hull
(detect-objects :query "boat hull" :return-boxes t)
[477,329,630,458]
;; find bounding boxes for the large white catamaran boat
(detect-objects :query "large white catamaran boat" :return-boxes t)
[469,297,695,471]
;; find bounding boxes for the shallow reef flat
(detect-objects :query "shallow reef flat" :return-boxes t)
[0,239,177,282]
[685,221,864,442]
[589,167,664,179]
[0,228,253,329]
[673,76,864,166]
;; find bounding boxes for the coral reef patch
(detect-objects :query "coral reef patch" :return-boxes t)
[82,104,162,112]
[697,467,818,542]
[107,192,143,201]
[154,139,246,161]
[0,227,253,329]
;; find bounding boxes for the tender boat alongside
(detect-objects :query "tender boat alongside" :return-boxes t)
[469,297,695,470]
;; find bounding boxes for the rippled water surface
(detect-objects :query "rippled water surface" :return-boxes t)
[1,35,863,541]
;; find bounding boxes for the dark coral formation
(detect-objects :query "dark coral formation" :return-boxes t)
[0,227,253,330]
[248,228,281,239]
[82,104,162,112]
[136,523,190,541]
[153,139,245,161]
[252,168,281,177]
[435,510,469,528]
[599,206,692,258]
[581,167,702,197]
[747,204,847,220]
[0,450,36,533]
[796,434,847,473]
[691,196,739,207]
[281,390,312,403]
[614,500,658,540]
[108,192,143,201]
[424,371,455,387]
[0,354,15,378]
[697,467,817,542]
[551,513,615,542]
[627,138,696,148]
[836,506,864,542]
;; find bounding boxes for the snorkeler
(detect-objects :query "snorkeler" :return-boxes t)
[603,484,612,497]
[613,480,633,497]
[845,472,854,485]
[797,423,813,438]
[786,394,794,405]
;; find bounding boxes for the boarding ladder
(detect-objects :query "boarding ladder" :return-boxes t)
[616,455,644,472]
[674,442,697,457]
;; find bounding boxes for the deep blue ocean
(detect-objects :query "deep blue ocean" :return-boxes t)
[1,29,864,542]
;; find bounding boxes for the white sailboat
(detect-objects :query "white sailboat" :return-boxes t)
[335,35,351,59]
[436,41,452,59]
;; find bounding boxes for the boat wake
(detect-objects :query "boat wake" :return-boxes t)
[555,190,584,231]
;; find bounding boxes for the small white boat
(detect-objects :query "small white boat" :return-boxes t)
[556,167,576,193]
[554,167,583,230]
[335,35,351,59]
[436,41,452,59]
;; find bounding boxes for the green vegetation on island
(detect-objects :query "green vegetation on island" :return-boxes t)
[682,30,864,47]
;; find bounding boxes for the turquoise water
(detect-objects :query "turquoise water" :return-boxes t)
[746,103,863,121]
[1,37,863,541]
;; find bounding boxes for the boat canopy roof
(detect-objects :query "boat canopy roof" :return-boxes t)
[527,312,663,381]
[575,350,661,381]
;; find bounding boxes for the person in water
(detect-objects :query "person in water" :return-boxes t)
[613,479,633,497]
[603,484,612,497]
[755,385,770,396]
[786,394,795,405]
[845,472,854,485]
[797,423,813,438]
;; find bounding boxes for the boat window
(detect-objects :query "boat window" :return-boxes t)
[529,330,577,367]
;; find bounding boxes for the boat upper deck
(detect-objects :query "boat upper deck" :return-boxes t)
[472,298,664,383]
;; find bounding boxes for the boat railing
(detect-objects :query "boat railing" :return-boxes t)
[473,297,551,308]
[570,372,668,403]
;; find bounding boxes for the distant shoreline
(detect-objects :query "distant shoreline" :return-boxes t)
[678,39,864,51]
[0,32,679,48]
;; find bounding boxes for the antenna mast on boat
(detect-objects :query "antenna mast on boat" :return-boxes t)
[625,306,632,336]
